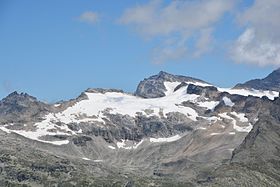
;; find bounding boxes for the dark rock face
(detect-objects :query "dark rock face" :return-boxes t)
[174,82,188,92]
[72,136,93,146]
[187,84,218,99]
[76,113,193,144]
[234,68,280,91]
[135,71,209,98]
[0,92,51,124]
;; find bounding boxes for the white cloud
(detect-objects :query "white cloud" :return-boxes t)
[119,0,235,63]
[231,0,280,66]
[152,41,188,64]
[194,28,214,57]
[231,28,280,66]
[78,11,100,24]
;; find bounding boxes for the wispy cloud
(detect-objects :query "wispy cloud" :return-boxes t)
[1,80,14,93]
[78,11,100,25]
[230,0,280,66]
[119,0,235,64]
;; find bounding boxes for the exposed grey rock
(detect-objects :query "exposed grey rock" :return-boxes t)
[72,136,93,146]
[1,70,280,186]
[234,68,280,91]
[85,88,124,94]
[203,96,280,187]
[186,84,218,99]
[174,82,188,92]
[135,71,209,98]
[0,92,52,124]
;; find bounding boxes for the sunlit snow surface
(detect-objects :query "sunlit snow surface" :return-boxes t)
[219,112,252,133]
[218,88,278,100]
[0,80,277,145]
[116,139,144,150]
[223,96,234,107]
[150,134,181,143]
[54,81,200,123]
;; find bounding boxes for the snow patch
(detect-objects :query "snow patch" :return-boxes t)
[0,114,73,145]
[108,145,116,150]
[223,97,234,107]
[0,125,70,145]
[197,101,219,110]
[231,112,248,122]
[218,88,278,100]
[116,139,144,150]
[185,81,212,87]
[93,160,103,163]
[204,116,221,123]
[233,122,253,133]
[210,133,222,136]
[197,127,207,130]
[150,134,181,143]
[164,81,212,96]
[0,127,11,134]
[219,112,252,133]
[164,82,181,96]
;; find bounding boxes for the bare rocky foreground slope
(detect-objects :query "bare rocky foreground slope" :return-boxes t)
[0,71,279,187]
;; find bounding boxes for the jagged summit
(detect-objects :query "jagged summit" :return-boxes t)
[135,71,210,98]
[0,91,51,124]
[146,71,208,83]
[85,88,124,94]
[234,68,280,91]
[3,91,37,101]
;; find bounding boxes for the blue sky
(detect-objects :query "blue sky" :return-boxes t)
[0,0,279,102]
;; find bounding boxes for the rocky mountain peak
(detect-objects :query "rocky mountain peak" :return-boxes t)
[1,70,280,186]
[2,91,37,104]
[0,91,50,123]
[85,88,124,94]
[234,68,280,91]
[135,71,209,98]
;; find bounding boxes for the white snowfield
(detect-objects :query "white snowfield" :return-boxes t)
[0,80,276,146]
[51,81,202,124]
[0,118,71,145]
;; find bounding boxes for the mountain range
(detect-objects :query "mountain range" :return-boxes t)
[0,69,279,187]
